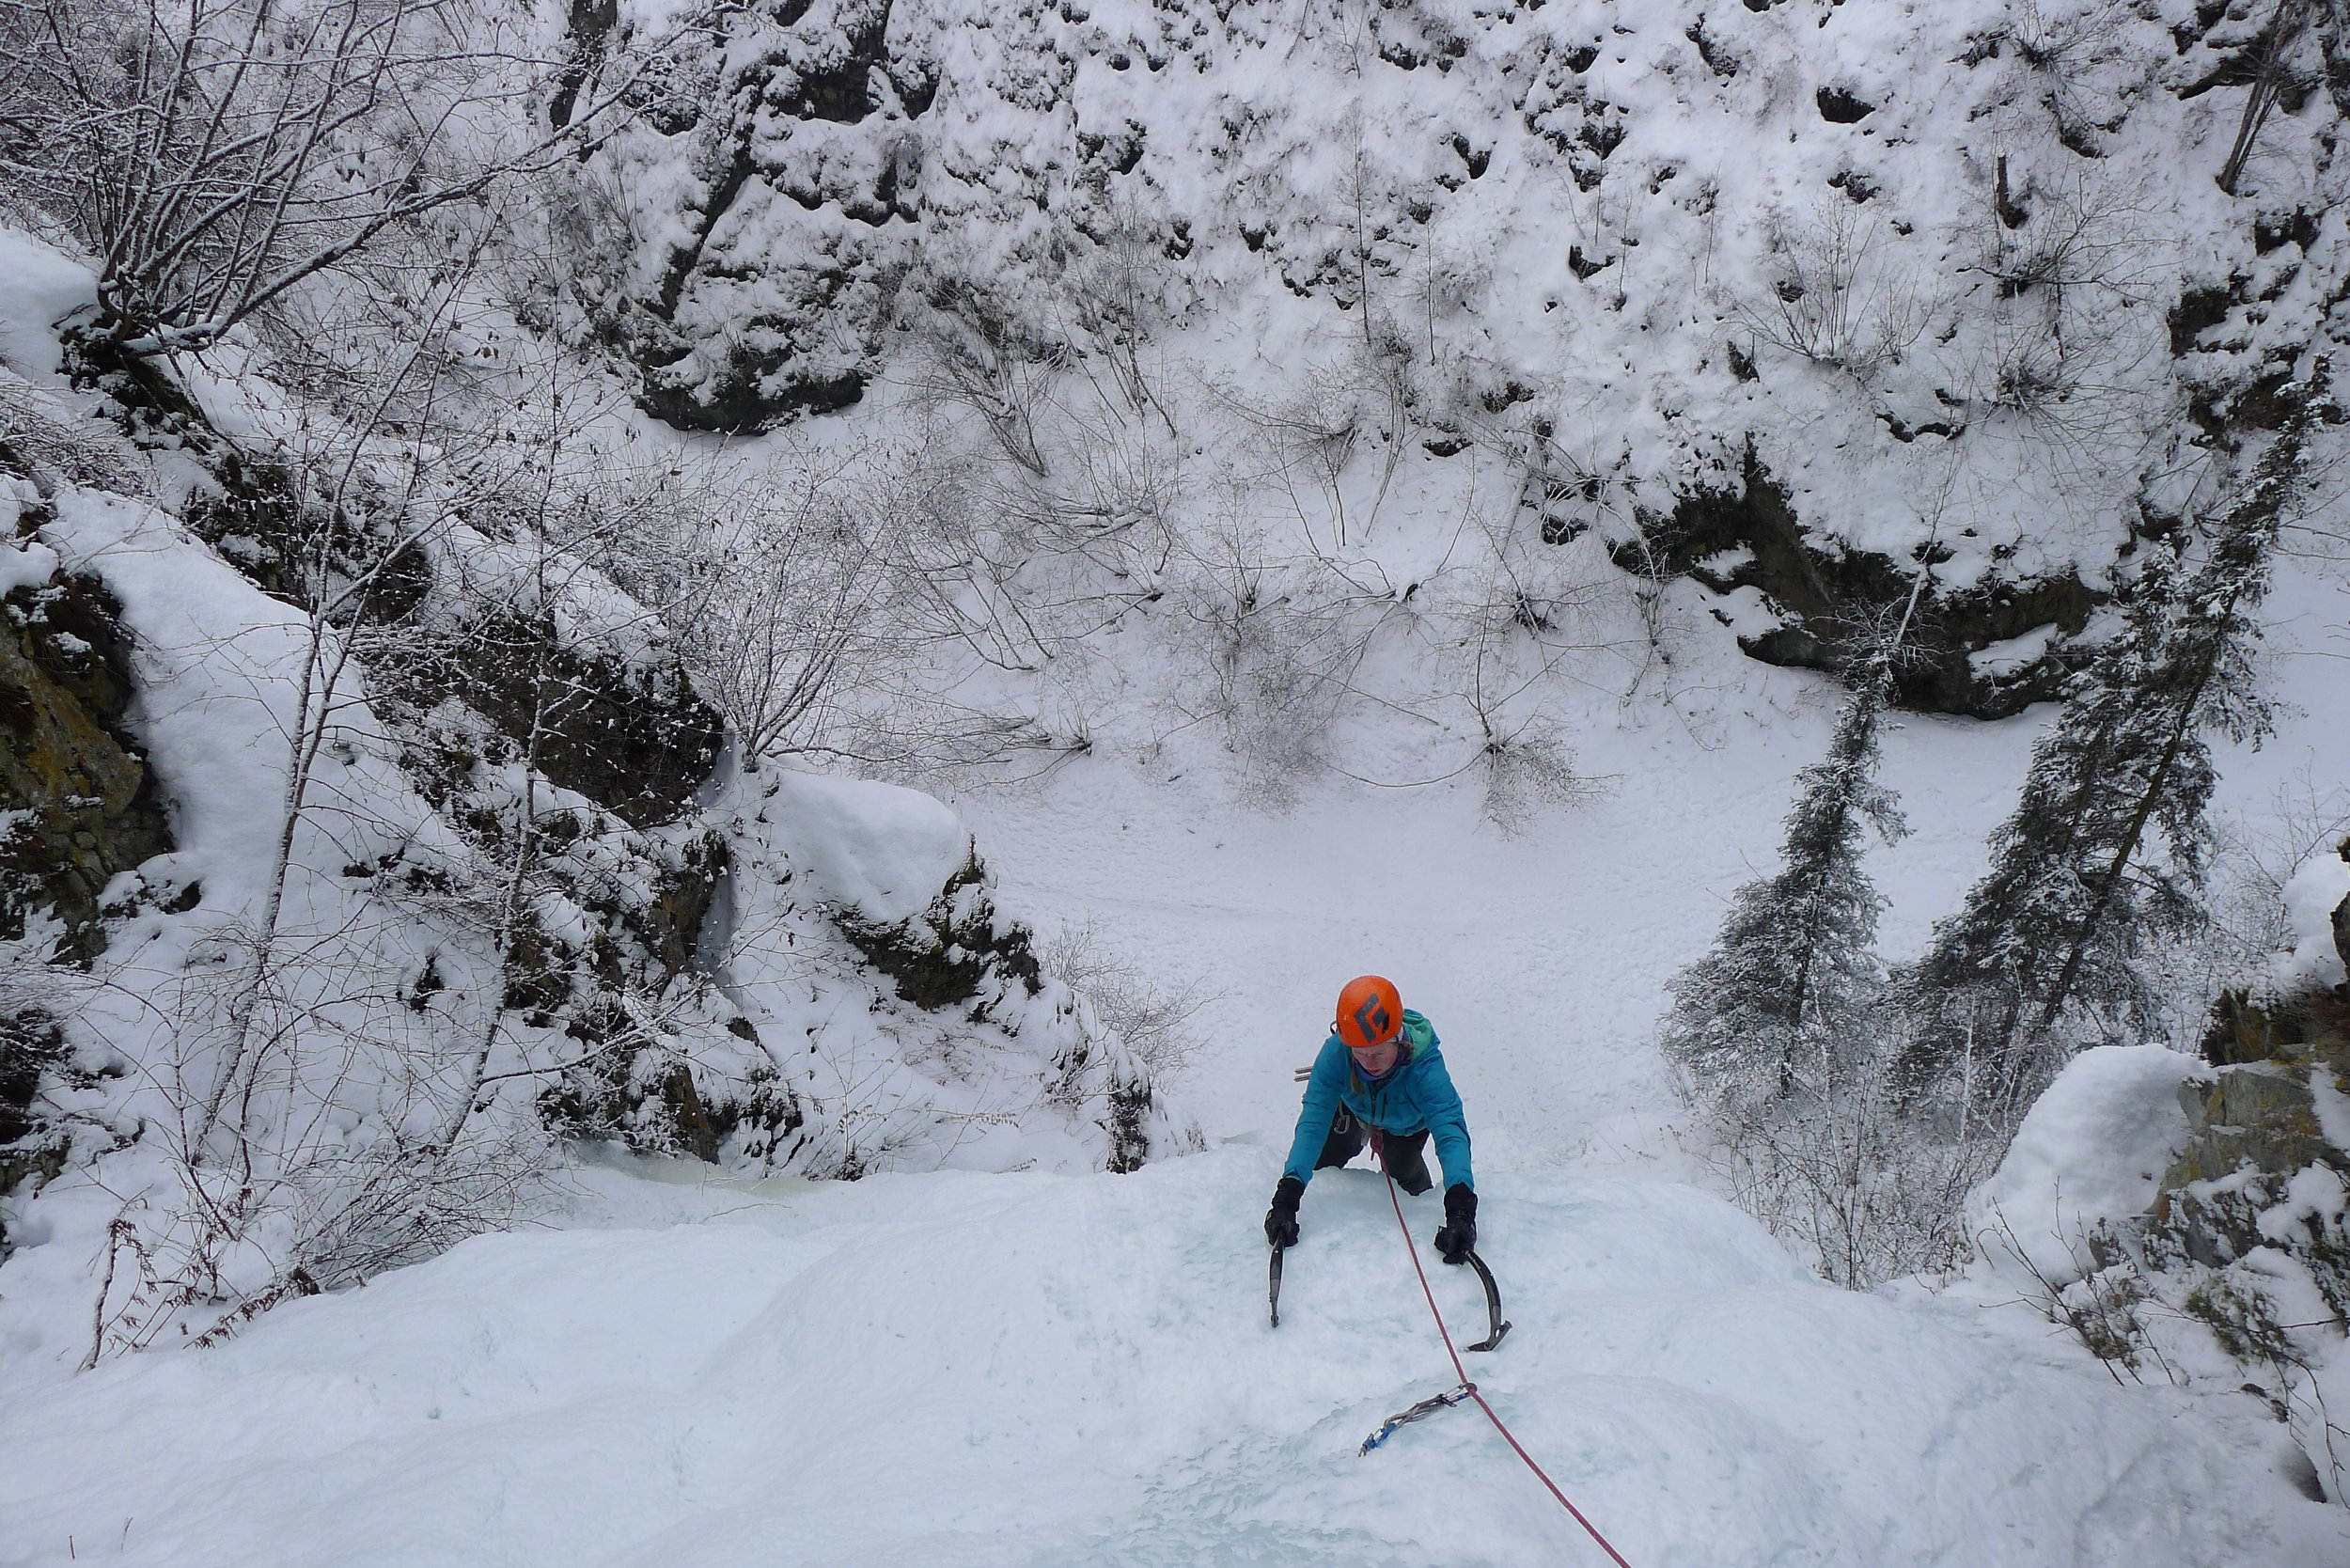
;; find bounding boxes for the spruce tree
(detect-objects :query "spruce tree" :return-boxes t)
[1896,368,2323,1111]
[1665,661,1907,1106]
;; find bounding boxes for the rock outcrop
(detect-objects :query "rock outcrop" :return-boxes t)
[0,490,174,964]
[2151,864,2350,1320]
[540,0,2331,718]
[1618,455,2101,718]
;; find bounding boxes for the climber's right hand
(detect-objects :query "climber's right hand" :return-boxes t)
[1264,1175,1305,1248]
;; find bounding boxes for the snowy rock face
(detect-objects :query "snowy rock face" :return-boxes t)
[1969,863,2350,1497]
[2276,849,2350,995]
[2164,850,2350,1315]
[567,0,2345,709]
[0,231,1194,1344]
[0,498,172,964]
[713,769,1185,1176]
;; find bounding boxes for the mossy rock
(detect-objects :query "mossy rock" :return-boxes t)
[2149,1159,2350,1320]
[0,554,174,963]
[2164,1060,2339,1189]
[2201,985,2350,1089]
[369,609,723,830]
[833,855,1043,1016]
[2161,1125,2340,1190]
[2177,1063,2325,1138]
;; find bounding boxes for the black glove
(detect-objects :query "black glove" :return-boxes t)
[1264,1175,1304,1248]
[1434,1184,1477,1265]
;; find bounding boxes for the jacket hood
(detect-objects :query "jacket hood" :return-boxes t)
[1398,1010,1438,1059]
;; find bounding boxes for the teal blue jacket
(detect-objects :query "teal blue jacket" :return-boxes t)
[1281,1011,1475,1191]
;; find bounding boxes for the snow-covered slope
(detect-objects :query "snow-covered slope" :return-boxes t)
[5,0,2349,1556]
[949,547,2350,1154]
[4,1147,2342,1568]
[572,0,2346,711]
[0,228,1193,1368]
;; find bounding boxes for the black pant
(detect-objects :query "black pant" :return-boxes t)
[1314,1109,1433,1196]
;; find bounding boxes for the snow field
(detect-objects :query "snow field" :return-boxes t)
[4,1145,2342,1568]
[953,631,2054,1162]
[4,2,2348,1550]
[954,538,2350,1162]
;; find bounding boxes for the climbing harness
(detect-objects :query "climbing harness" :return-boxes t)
[1369,1167,1638,1568]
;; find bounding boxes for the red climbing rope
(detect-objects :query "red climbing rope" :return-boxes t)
[1379,1167,1637,1568]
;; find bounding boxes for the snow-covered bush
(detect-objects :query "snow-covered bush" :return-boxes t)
[1736,200,1936,384]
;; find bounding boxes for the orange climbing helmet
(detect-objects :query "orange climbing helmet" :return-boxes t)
[1335,975,1403,1051]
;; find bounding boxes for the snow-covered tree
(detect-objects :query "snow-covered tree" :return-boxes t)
[1897,369,2325,1113]
[1664,661,1907,1107]
[1660,635,2006,1290]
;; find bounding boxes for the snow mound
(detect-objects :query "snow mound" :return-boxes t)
[3,1149,2339,1568]
[2273,852,2350,996]
[766,769,975,926]
[0,230,94,381]
[0,533,60,598]
[1969,1044,2211,1289]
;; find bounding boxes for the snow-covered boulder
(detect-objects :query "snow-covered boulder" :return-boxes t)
[762,770,973,927]
[709,766,1196,1178]
[1969,1043,2210,1291]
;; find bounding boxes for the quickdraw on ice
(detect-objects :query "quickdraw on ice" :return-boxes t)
[1367,1168,1639,1568]
[1357,1381,1479,1455]
[1263,1136,1633,1561]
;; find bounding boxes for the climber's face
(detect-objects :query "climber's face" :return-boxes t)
[1350,1037,1401,1076]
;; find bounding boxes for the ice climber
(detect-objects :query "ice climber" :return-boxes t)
[1263,975,1479,1263]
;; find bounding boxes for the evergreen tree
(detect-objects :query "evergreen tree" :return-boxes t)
[1665,661,1907,1106]
[1896,369,2324,1111]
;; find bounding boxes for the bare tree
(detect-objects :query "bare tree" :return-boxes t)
[2219,0,2317,196]
[1037,917,1215,1082]
[183,244,509,1167]
[904,279,1067,478]
[0,0,653,356]
[1948,168,2164,442]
